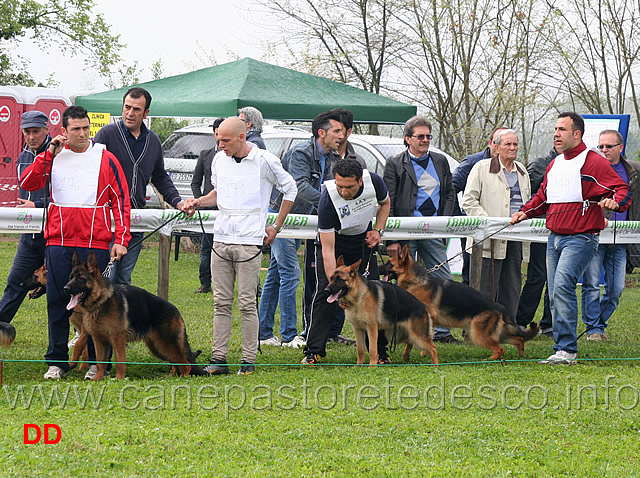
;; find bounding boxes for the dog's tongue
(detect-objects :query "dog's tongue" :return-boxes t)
[327,291,342,303]
[382,275,389,282]
[66,293,82,310]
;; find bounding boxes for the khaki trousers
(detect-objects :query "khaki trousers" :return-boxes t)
[211,242,262,363]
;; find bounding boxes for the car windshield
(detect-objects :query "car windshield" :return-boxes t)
[370,143,406,160]
[163,132,215,159]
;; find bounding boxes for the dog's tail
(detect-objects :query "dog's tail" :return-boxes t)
[0,321,17,348]
[503,321,539,341]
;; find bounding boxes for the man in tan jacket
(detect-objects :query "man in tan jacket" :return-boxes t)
[462,129,531,318]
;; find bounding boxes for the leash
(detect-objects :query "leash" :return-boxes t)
[101,212,185,277]
[423,201,605,274]
[195,207,265,264]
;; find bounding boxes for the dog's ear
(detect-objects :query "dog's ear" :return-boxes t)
[399,244,408,261]
[351,259,362,274]
[86,252,99,274]
[72,252,81,267]
[336,256,345,267]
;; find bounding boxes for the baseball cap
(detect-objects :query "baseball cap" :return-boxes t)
[21,111,48,129]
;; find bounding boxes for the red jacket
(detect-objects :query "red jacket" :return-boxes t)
[521,142,631,234]
[20,143,131,250]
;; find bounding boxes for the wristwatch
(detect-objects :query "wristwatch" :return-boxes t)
[374,227,384,236]
[273,224,282,233]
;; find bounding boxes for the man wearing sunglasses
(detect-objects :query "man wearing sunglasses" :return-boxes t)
[383,115,458,343]
[580,130,640,342]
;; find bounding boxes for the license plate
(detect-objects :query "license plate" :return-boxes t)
[171,172,193,182]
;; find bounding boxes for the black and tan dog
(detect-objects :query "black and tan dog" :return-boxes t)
[20,262,90,369]
[326,256,439,365]
[64,252,205,380]
[383,244,538,360]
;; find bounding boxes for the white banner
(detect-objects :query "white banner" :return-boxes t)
[2,207,640,244]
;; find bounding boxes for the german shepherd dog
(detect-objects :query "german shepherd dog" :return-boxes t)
[326,256,439,365]
[20,263,90,369]
[383,244,539,360]
[64,252,205,380]
[0,322,16,348]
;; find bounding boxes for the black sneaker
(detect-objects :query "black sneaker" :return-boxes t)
[204,360,229,375]
[237,362,255,375]
[434,334,463,344]
[327,334,356,345]
[377,356,392,365]
[301,354,321,365]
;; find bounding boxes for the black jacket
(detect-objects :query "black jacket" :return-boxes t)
[383,149,455,218]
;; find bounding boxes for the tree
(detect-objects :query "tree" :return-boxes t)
[0,0,123,85]
[548,0,640,127]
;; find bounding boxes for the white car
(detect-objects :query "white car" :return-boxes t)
[147,124,458,207]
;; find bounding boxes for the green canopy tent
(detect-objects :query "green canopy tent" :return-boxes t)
[75,58,416,124]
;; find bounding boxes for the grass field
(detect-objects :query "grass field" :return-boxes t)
[1,236,640,477]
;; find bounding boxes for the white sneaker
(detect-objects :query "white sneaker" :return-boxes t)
[282,336,306,349]
[68,330,81,348]
[84,365,110,380]
[586,333,603,342]
[539,350,577,365]
[43,366,66,379]
[259,336,282,347]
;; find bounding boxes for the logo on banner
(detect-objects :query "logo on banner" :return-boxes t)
[132,213,142,225]
[49,109,61,125]
[0,105,10,122]
[339,205,351,218]
[17,211,32,224]
[417,220,430,231]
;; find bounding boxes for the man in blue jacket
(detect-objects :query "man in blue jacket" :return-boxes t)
[94,87,186,285]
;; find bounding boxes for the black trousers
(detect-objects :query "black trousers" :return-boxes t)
[516,241,552,329]
[303,241,386,358]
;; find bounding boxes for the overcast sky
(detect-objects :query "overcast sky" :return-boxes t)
[19,0,272,96]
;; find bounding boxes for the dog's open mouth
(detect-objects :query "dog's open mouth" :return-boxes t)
[326,289,346,303]
[66,293,85,310]
[28,286,46,299]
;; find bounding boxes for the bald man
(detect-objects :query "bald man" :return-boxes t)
[184,117,297,376]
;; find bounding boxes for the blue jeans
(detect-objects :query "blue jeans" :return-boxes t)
[581,244,626,335]
[410,239,453,339]
[547,232,599,354]
[259,236,301,343]
[110,232,144,285]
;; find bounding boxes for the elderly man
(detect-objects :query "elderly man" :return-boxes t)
[462,128,531,319]
[453,127,506,285]
[238,106,266,150]
[94,87,186,285]
[383,115,458,343]
[0,111,51,327]
[511,113,630,364]
[581,130,640,341]
[185,117,297,375]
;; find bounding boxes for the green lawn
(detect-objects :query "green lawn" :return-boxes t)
[1,236,640,477]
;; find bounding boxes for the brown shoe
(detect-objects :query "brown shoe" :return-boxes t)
[195,284,212,293]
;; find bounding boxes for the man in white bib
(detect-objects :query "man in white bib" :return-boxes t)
[20,106,131,379]
[511,112,631,365]
[185,118,297,376]
[302,159,390,365]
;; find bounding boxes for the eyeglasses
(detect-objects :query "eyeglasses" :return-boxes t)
[411,134,433,141]
[597,143,621,150]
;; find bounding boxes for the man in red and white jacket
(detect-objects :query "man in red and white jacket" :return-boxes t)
[20,106,131,380]
[511,112,630,365]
